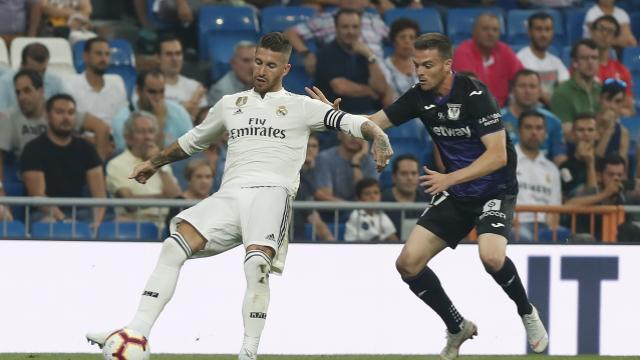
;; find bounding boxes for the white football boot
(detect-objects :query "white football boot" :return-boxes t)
[440,319,478,360]
[522,305,549,353]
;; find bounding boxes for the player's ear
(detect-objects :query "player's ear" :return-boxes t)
[443,58,453,72]
[283,63,292,76]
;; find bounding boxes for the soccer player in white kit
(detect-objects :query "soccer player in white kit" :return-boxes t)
[86,32,393,360]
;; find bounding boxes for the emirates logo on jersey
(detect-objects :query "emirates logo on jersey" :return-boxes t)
[276,105,288,116]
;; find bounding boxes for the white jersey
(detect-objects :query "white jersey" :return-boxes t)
[178,87,368,195]
[515,144,562,223]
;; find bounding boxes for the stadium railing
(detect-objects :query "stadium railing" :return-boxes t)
[0,197,632,243]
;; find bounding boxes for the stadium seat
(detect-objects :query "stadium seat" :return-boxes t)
[623,47,640,74]
[145,0,180,30]
[97,221,159,241]
[384,118,427,143]
[90,0,123,20]
[10,37,76,76]
[630,12,640,44]
[506,9,564,49]
[561,45,572,68]
[198,5,260,62]
[31,221,93,239]
[328,222,346,241]
[0,221,26,238]
[0,37,9,74]
[564,7,588,46]
[260,6,316,35]
[383,8,444,34]
[283,67,312,95]
[446,8,504,45]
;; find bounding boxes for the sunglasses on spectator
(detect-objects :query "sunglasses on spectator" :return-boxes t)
[604,78,627,89]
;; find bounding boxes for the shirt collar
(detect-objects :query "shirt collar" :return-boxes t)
[250,87,288,99]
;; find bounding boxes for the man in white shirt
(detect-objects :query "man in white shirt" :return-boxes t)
[158,34,206,120]
[516,12,569,103]
[207,41,255,106]
[514,110,562,242]
[67,37,128,125]
[87,32,393,360]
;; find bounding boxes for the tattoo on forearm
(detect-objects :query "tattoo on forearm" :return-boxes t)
[361,121,392,154]
[150,142,189,168]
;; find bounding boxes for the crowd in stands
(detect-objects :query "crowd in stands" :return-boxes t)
[0,0,639,243]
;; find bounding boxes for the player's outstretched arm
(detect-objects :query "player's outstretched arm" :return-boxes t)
[361,120,393,172]
[129,142,189,184]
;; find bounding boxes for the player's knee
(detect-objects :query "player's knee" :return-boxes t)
[395,253,424,278]
[175,221,206,253]
[244,249,272,291]
[480,253,505,273]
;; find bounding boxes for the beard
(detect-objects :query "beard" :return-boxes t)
[90,64,108,75]
[50,125,73,138]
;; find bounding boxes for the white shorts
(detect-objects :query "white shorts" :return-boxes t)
[170,186,293,273]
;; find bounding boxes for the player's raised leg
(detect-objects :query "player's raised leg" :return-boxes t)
[396,225,477,360]
[86,222,206,347]
[477,233,548,352]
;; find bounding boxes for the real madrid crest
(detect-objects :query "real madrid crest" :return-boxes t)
[235,96,248,107]
[446,103,461,120]
[276,105,288,116]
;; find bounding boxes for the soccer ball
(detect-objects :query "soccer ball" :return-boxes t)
[102,328,151,360]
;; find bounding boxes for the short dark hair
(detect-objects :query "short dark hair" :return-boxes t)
[570,38,597,60]
[258,32,292,59]
[355,178,380,198]
[591,14,620,37]
[136,68,162,90]
[334,7,361,26]
[157,33,181,54]
[46,93,76,113]
[13,68,43,89]
[512,68,540,88]
[527,12,553,29]
[389,18,420,43]
[21,43,49,65]
[598,153,626,172]
[573,112,596,123]
[414,33,452,60]
[184,158,214,181]
[392,154,419,174]
[84,37,109,53]
[518,109,545,129]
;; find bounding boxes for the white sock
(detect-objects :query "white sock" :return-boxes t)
[241,250,272,356]
[127,234,191,337]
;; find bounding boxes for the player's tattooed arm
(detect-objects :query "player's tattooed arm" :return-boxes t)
[130,142,189,184]
[361,120,393,172]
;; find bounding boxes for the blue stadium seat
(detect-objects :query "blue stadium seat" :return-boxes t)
[283,67,312,95]
[564,7,588,46]
[507,9,564,49]
[446,8,504,46]
[198,6,260,62]
[328,222,346,241]
[621,116,640,143]
[623,47,640,74]
[260,6,315,34]
[31,221,93,239]
[631,12,640,44]
[385,118,427,143]
[561,45,572,68]
[97,221,159,241]
[73,39,135,72]
[0,221,26,238]
[303,222,346,241]
[107,65,137,99]
[383,8,444,34]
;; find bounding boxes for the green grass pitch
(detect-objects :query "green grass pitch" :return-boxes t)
[0,355,634,359]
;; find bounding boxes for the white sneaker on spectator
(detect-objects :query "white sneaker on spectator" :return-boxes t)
[522,305,549,353]
[440,319,478,360]
[86,330,116,349]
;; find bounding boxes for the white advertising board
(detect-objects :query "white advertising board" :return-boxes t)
[0,241,637,356]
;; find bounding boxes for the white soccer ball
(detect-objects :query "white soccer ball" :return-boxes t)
[102,328,151,360]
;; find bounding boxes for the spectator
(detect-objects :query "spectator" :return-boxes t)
[501,69,567,165]
[380,18,419,100]
[0,70,111,180]
[111,69,192,152]
[0,0,41,43]
[452,13,523,106]
[516,12,569,103]
[157,35,207,120]
[315,8,393,114]
[207,41,255,106]
[594,107,629,166]
[293,134,334,241]
[314,132,378,201]
[513,110,562,242]
[345,178,398,242]
[41,0,92,37]
[67,37,128,126]
[0,43,66,110]
[589,15,635,116]
[380,154,429,238]
[583,0,637,48]
[164,158,214,232]
[20,94,106,228]
[285,0,388,75]
[106,111,181,224]
[559,113,598,199]
[550,39,601,135]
